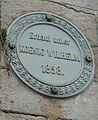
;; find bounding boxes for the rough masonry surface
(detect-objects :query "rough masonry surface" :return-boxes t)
[0,0,98,120]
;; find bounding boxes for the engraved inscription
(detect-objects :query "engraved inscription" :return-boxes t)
[19,45,44,56]
[29,32,51,42]
[52,37,70,45]
[42,64,64,75]
[19,45,80,62]
[19,30,81,78]
[29,32,70,45]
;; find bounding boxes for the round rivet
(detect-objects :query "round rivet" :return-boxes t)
[85,56,92,62]
[46,14,52,21]
[8,43,16,49]
[51,86,58,94]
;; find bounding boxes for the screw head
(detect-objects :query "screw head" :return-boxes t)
[46,14,52,21]
[85,56,92,62]
[51,86,58,94]
[8,42,16,49]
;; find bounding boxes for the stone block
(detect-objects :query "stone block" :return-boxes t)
[92,47,98,82]
[50,0,98,10]
[0,110,47,120]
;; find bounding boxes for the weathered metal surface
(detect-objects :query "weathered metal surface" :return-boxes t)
[6,12,95,98]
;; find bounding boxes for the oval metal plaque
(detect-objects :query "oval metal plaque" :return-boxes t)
[7,12,94,98]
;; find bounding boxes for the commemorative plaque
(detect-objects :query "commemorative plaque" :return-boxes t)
[7,12,94,98]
